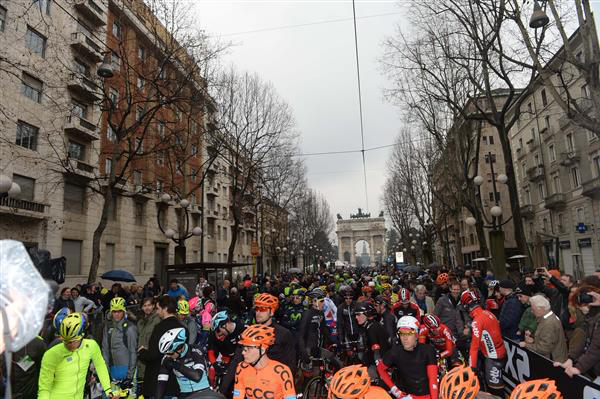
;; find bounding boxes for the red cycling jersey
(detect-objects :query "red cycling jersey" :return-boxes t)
[468,307,506,367]
[392,302,422,322]
[418,324,455,359]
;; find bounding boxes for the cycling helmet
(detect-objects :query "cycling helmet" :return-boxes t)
[374,295,390,307]
[293,287,307,297]
[254,293,279,312]
[328,365,370,399]
[354,301,376,318]
[381,283,392,291]
[177,299,190,315]
[509,379,562,399]
[211,311,230,331]
[397,316,420,334]
[53,307,71,331]
[392,279,399,285]
[361,286,373,293]
[368,281,376,287]
[488,280,499,289]
[399,288,411,302]
[283,286,293,297]
[439,365,480,399]
[159,327,187,354]
[309,288,325,299]
[460,290,480,311]
[60,313,86,342]
[238,325,276,349]
[436,273,449,286]
[189,296,200,312]
[423,314,441,330]
[110,297,126,312]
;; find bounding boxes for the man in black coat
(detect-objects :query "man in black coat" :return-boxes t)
[499,279,523,340]
[137,295,184,398]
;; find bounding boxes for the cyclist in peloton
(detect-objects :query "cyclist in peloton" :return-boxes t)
[298,288,334,367]
[38,313,114,399]
[392,288,422,322]
[233,325,296,399]
[374,295,397,345]
[377,316,439,399]
[337,287,362,352]
[280,287,306,333]
[328,364,392,399]
[461,290,507,398]
[177,299,198,345]
[156,327,210,398]
[354,301,390,369]
[101,297,137,386]
[419,314,461,370]
[207,310,245,387]
[438,365,480,399]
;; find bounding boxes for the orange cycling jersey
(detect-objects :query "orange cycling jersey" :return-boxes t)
[364,386,393,399]
[233,359,296,399]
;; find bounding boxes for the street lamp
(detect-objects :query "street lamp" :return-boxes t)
[0,174,21,199]
[157,193,202,264]
[529,0,550,29]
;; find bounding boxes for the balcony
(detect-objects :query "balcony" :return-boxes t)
[206,209,218,219]
[70,32,102,62]
[64,158,96,180]
[544,193,566,210]
[206,185,219,197]
[519,204,535,219]
[0,196,49,219]
[73,0,106,26]
[67,73,100,101]
[526,165,545,182]
[516,147,527,160]
[582,176,600,198]
[64,115,99,141]
[527,139,538,152]
[559,98,594,128]
[559,150,580,166]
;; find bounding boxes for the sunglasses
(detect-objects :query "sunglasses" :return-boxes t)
[255,306,271,312]
[398,329,416,336]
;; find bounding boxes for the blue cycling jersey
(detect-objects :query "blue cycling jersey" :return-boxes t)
[156,345,210,397]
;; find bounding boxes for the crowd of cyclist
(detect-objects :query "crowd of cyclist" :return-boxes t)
[6,264,600,399]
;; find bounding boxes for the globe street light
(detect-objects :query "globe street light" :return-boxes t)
[157,193,202,264]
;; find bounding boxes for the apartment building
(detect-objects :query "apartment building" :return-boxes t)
[509,31,598,279]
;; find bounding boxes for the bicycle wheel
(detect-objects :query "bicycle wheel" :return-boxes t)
[303,376,327,399]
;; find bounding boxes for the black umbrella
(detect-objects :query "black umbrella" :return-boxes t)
[101,269,136,282]
[403,265,420,273]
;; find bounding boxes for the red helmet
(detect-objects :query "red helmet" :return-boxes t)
[423,314,440,330]
[399,288,410,302]
[460,290,480,310]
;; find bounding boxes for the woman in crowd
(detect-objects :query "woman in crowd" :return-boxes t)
[53,288,75,313]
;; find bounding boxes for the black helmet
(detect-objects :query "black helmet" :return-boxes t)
[309,288,325,299]
[354,301,376,318]
[374,295,390,307]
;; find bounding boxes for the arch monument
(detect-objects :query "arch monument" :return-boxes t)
[336,209,386,267]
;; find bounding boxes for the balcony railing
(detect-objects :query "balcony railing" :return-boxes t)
[70,32,102,62]
[559,150,580,166]
[559,98,594,128]
[65,115,99,141]
[526,165,545,182]
[544,193,566,210]
[73,0,106,26]
[582,176,600,198]
[0,196,48,214]
[67,73,100,100]
[519,204,535,219]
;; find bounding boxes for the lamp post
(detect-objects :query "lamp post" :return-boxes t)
[0,175,22,200]
[157,193,202,264]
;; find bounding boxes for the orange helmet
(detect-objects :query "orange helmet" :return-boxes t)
[509,379,562,399]
[254,293,279,312]
[436,273,449,285]
[439,365,479,399]
[361,286,372,293]
[238,325,276,349]
[328,365,371,399]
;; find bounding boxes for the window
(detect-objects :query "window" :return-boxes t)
[525,188,531,205]
[576,207,584,223]
[133,170,142,185]
[571,167,581,188]
[137,76,145,90]
[593,154,600,178]
[558,213,564,231]
[135,137,143,154]
[531,128,536,141]
[134,202,144,225]
[553,174,561,194]
[16,120,38,150]
[12,174,35,201]
[485,153,496,163]
[105,158,112,174]
[107,125,117,141]
[545,115,550,130]
[72,101,87,119]
[191,168,197,182]
[157,122,165,138]
[527,102,532,114]
[64,182,85,213]
[135,246,143,272]
[21,73,42,102]
[548,144,556,162]
[518,138,523,150]
[218,226,221,240]
[138,46,145,60]
[538,182,546,199]
[0,6,6,32]
[488,136,494,145]
[106,243,115,269]
[534,154,540,166]
[566,133,574,151]
[73,58,89,76]
[541,89,548,107]
[489,192,495,202]
[34,0,51,15]
[482,136,487,145]
[156,179,163,193]
[576,51,583,62]
[25,27,46,57]
[223,227,227,241]
[156,151,165,166]
[112,21,121,38]
[68,141,85,160]
[62,239,82,275]
[192,144,198,156]
[136,106,143,122]
[109,88,119,106]
[582,84,590,99]
[191,121,197,134]
[111,52,121,70]
[176,160,182,175]
[543,218,549,232]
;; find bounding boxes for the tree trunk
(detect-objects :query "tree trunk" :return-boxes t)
[88,186,113,284]
[227,208,240,264]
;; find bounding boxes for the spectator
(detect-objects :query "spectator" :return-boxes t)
[227,287,244,318]
[101,297,137,383]
[520,295,567,363]
[70,287,96,314]
[195,276,209,297]
[412,284,434,314]
[516,284,536,338]
[11,335,47,399]
[499,279,523,340]
[217,279,230,308]
[138,296,182,398]
[142,278,160,298]
[434,281,466,341]
[533,268,570,328]
[53,288,74,313]
[166,278,189,299]
[137,297,160,385]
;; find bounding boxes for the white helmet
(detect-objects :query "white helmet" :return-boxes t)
[368,281,376,287]
[392,279,399,285]
[397,316,420,334]
[159,327,187,354]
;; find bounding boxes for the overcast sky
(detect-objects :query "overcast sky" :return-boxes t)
[194,1,600,224]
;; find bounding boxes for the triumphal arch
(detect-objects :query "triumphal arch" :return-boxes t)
[336,209,386,267]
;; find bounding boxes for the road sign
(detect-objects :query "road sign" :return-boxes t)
[577,223,587,233]
[251,241,260,256]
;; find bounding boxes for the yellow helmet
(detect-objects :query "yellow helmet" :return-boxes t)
[60,313,86,342]
[110,297,126,312]
[177,299,190,315]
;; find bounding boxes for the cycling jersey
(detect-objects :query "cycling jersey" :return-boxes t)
[418,324,455,359]
[468,307,507,367]
[280,303,304,333]
[233,359,296,399]
[208,321,246,364]
[337,302,359,344]
[392,302,422,322]
[377,343,438,399]
[156,345,209,398]
[364,386,393,399]
[359,320,390,366]
[298,308,332,361]
[38,339,111,399]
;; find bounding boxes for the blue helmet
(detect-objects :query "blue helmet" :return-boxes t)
[159,328,187,354]
[211,311,230,332]
[53,307,71,332]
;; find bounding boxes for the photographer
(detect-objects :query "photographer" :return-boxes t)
[532,267,570,329]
